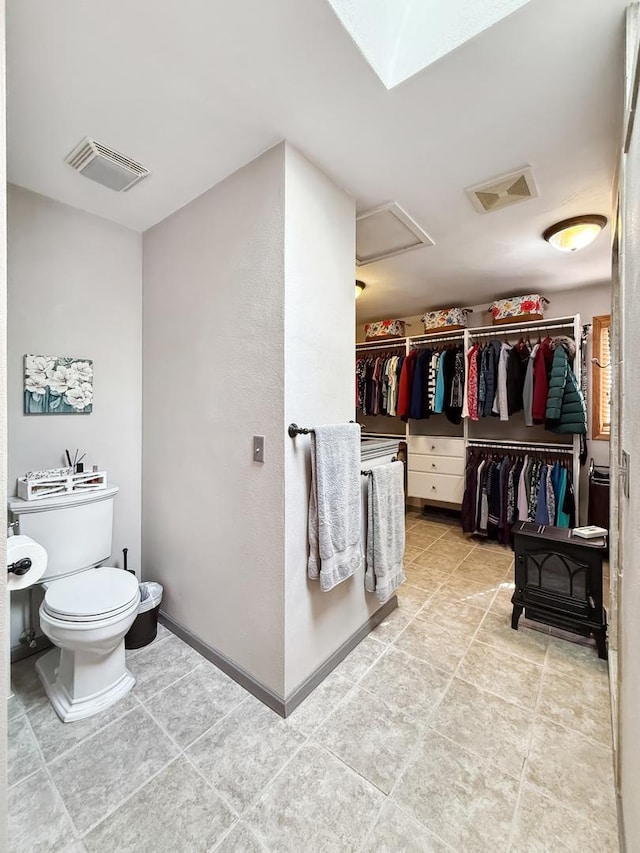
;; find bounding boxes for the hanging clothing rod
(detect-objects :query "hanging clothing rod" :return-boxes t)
[469,315,576,335]
[411,335,463,349]
[467,439,573,454]
[356,339,406,350]
[409,331,465,344]
[468,321,575,340]
[288,422,363,438]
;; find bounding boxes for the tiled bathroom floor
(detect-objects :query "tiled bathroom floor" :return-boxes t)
[8,510,619,852]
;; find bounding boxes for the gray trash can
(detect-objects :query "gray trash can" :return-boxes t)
[125,582,163,650]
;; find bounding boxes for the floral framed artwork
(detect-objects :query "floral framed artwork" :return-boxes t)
[24,355,93,414]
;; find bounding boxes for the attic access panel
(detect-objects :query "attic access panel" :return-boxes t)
[356,202,434,266]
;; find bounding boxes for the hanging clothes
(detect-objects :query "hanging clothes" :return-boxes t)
[397,349,418,419]
[493,342,512,421]
[466,344,480,421]
[461,343,471,419]
[546,337,587,434]
[517,457,530,522]
[523,343,539,427]
[433,350,447,413]
[534,465,549,525]
[532,337,553,423]
[444,347,464,424]
[507,342,530,415]
[409,349,429,420]
[428,352,439,412]
[461,453,481,533]
[461,450,575,541]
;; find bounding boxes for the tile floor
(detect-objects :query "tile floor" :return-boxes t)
[8,510,619,852]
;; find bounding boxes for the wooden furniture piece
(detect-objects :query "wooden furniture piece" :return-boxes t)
[407,435,465,506]
[511,521,608,659]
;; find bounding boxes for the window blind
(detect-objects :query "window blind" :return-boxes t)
[601,324,611,432]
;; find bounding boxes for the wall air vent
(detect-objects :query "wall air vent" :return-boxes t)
[466,166,538,214]
[356,202,434,266]
[65,137,150,192]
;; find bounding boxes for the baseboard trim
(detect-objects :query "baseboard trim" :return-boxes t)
[11,635,53,664]
[282,595,397,717]
[158,611,286,716]
[159,595,397,718]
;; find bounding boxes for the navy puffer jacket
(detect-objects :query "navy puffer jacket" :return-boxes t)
[545,337,586,434]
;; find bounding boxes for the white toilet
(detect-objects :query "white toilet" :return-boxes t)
[8,485,141,722]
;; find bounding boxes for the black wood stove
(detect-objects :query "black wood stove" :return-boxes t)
[511,522,608,659]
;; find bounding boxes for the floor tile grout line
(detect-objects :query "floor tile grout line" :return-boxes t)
[530,708,616,751]
[139,697,244,820]
[330,646,387,694]
[78,754,182,839]
[311,735,392,798]
[7,765,41,791]
[21,711,85,843]
[136,658,210,703]
[132,654,206,704]
[208,819,266,853]
[471,636,547,669]
[385,800,460,853]
[181,693,253,754]
[504,618,549,853]
[286,673,360,740]
[41,704,141,768]
[236,736,311,821]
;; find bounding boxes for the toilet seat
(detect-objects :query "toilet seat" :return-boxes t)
[43,568,139,623]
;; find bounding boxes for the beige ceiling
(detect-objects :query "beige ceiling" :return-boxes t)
[7,0,625,321]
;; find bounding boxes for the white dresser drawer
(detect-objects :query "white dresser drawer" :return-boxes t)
[408,471,464,504]
[408,436,465,458]
[409,454,465,476]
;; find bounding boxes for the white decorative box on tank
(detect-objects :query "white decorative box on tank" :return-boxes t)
[17,470,107,501]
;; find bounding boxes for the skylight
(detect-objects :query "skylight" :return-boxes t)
[326,0,534,89]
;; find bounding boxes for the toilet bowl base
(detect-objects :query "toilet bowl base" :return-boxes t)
[36,648,136,723]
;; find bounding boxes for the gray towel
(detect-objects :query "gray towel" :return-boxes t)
[365,461,406,603]
[307,424,363,592]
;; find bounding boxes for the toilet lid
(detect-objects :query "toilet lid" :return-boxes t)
[44,568,140,621]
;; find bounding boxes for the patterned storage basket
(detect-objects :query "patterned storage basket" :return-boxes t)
[364,319,406,341]
[490,294,549,324]
[420,307,470,334]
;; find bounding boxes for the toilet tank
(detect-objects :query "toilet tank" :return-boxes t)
[8,485,119,581]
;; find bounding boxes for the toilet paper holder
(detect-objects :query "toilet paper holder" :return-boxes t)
[8,557,32,576]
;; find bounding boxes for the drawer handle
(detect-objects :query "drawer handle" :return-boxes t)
[431,463,436,468]
[431,485,437,491]
[431,445,436,451]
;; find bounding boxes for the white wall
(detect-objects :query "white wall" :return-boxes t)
[283,145,375,696]
[0,0,8,841]
[7,186,142,645]
[143,145,287,697]
[618,5,640,845]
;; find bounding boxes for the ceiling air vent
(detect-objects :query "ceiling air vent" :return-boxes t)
[65,137,150,192]
[356,202,434,266]
[466,166,538,214]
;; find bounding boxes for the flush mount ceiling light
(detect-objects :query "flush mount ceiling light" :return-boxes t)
[543,215,607,253]
[355,280,366,299]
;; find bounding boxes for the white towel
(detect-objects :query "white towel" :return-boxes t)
[365,461,406,603]
[307,424,363,592]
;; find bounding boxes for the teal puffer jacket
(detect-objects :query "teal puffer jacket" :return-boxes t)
[545,338,586,434]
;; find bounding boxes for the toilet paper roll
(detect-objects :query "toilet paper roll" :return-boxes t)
[7,535,48,591]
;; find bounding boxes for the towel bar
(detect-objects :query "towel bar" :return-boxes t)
[288,422,363,438]
[361,456,397,476]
